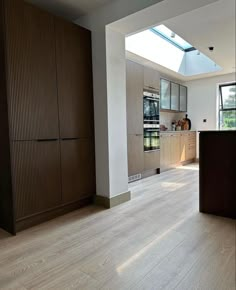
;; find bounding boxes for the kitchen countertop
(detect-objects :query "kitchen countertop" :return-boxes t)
[199,130,236,133]
[160,130,196,133]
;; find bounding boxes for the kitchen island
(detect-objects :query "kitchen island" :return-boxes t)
[199,130,236,219]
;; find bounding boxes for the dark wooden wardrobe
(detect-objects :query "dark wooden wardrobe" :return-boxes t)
[0,0,96,234]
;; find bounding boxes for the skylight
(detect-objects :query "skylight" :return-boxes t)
[125,24,222,77]
[152,25,193,51]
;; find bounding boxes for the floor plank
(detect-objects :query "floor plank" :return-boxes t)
[0,163,235,290]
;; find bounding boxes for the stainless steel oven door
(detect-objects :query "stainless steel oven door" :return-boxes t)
[144,129,160,151]
[143,97,160,121]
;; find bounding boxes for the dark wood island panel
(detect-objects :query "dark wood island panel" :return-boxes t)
[199,130,236,219]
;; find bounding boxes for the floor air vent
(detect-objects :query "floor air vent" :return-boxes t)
[128,173,142,183]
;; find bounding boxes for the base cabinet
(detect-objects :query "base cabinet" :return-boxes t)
[160,131,196,171]
[127,134,144,176]
[61,139,96,204]
[160,134,171,170]
[127,135,161,177]
[12,141,61,220]
[144,151,160,171]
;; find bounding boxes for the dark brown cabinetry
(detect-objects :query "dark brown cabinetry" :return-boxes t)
[61,139,96,204]
[5,1,59,140]
[55,18,94,139]
[11,141,61,219]
[199,131,236,219]
[0,0,95,234]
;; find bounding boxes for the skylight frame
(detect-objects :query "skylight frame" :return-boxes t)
[150,26,195,52]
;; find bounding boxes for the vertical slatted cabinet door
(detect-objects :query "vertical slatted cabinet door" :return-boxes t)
[55,18,94,139]
[11,141,61,220]
[5,1,59,140]
[60,140,96,204]
[0,0,15,234]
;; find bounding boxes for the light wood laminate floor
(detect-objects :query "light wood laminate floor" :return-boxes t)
[0,164,235,290]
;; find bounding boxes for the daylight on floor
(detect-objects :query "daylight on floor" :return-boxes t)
[0,0,235,289]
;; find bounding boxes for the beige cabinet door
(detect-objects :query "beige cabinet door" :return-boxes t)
[126,60,144,135]
[170,134,181,164]
[180,132,188,162]
[127,134,144,176]
[186,132,196,160]
[160,133,172,170]
[144,66,160,90]
[144,150,160,171]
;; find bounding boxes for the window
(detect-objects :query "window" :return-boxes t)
[219,83,236,130]
[125,24,222,76]
[151,25,194,51]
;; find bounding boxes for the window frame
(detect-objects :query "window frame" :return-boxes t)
[218,82,236,130]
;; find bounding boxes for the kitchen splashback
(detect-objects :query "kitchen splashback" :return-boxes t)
[160,112,185,130]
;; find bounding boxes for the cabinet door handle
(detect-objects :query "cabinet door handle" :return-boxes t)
[36,138,58,142]
[61,138,79,141]
[135,134,143,136]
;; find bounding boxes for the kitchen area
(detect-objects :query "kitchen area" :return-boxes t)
[127,59,196,182]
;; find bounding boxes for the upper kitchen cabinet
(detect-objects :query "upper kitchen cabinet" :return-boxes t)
[161,79,188,112]
[5,1,59,140]
[180,85,188,112]
[55,18,94,139]
[144,67,160,90]
[171,82,180,111]
[126,60,144,135]
[160,79,171,110]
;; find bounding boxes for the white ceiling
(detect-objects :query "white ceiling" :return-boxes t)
[27,0,115,20]
[27,0,235,81]
[126,0,236,81]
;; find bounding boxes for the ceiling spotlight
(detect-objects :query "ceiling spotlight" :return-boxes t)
[171,32,175,38]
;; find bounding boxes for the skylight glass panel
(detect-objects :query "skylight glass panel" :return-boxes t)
[152,24,193,50]
[126,30,185,73]
[125,25,222,76]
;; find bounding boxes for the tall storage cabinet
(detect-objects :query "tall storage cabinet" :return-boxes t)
[5,1,59,140]
[126,60,144,176]
[0,0,95,234]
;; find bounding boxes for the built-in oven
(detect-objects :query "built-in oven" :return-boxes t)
[143,91,160,121]
[144,124,160,151]
[143,90,160,152]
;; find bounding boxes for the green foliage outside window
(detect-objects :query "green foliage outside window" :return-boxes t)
[219,84,236,130]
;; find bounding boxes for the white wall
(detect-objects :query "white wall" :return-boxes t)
[106,27,128,197]
[185,50,221,76]
[76,0,221,199]
[185,72,236,157]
